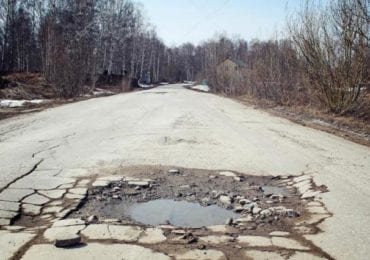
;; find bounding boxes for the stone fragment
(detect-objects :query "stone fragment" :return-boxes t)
[48,200,63,206]
[238,236,272,247]
[199,235,233,244]
[92,180,109,187]
[219,195,232,205]
[260,209,272,217]
[252,206,262,215]
[219,171,237,177]
[298,214,330,225]
[87,215,99,224]
[207,225,230,233]
[294,226,314,234]
[65,193,86,200]
[43,206,63,214]
[38,190,66,199]
[40,214,54,220]
[69,188,88,195]
[139,228,166,244]
[0,230,36,259]
[0,189,34,202]
[294,175,312,183]
[3,225,25,231]
[22,194,49,205]
[127,181,150,188]
[0,201,20,212]
[235,215,253,223]
[271,237,309,250]
[302,190,321,199]
[307,201,322,207]
[54,233,81,248]
[307,206,327,214]
[44,225,85,241]
[171,229,186,235]
[168,169,180,174]
[269,231,290,237]
[22,204,42,216]
[52,219,85,227]
[81,224,142,242]
[176,249,226,260]
[21,243,171,260]
[245,250,285,260]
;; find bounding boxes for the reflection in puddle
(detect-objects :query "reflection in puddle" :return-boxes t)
[109,199,239,228]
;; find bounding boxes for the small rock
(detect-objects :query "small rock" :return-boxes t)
[209,175,217,180]
[286,209,300,218]
[87,215,98,224]
[127,181,150,188]
[239,199,251,205]
[112,187,120,192]
[201,198,211,206]
[172,229,186,235]
[54,233,81,248]
[112,195,121,200]
[219,195,232,205]
[252,207,262,215]
[235,215,253,223]
[233,176,242,182]
[168,169,180,174]
[219,171,237,177]
[252,197,260,202]
[260,209,272,217]
[198,244,206,250]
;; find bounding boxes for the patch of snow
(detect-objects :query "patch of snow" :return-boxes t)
[138,82,154,89]
[190,85,210,92]
[93,88,114,95]
[0,99,47,108]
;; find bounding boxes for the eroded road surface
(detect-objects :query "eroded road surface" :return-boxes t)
[0,84,370,260]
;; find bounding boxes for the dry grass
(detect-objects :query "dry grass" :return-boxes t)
[237,94,370,147]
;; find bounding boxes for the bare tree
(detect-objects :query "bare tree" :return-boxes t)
[289,0,369,114]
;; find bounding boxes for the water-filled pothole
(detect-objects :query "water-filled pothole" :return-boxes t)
[71,166,306,234]
[103,199,239,228]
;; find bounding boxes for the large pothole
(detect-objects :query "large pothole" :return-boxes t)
[9,165,331,260]
[71,167,306,236]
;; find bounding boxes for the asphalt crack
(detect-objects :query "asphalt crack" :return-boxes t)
[0,159,43,194]
[32,145,62,158]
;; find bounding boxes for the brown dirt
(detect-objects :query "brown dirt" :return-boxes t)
[0,73,58,100]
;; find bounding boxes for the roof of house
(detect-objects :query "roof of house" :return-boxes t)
[218,57,246,68]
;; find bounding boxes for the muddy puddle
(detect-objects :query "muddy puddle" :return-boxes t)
[70,166,306,235]
[103,199,239,228]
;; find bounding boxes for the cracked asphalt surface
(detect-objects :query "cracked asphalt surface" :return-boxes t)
[1,84,370,259]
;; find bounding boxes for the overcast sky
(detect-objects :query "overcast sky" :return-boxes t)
[134,0,310,46]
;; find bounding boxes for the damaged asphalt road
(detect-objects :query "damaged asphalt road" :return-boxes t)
[0,84,370,259]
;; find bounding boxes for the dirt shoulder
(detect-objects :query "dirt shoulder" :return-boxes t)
[236,95,370,147]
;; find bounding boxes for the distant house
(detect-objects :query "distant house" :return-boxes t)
[215,58,247,95]
[216,58,246,75]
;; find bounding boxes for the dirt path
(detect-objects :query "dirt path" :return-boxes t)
[0,84,369,259]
